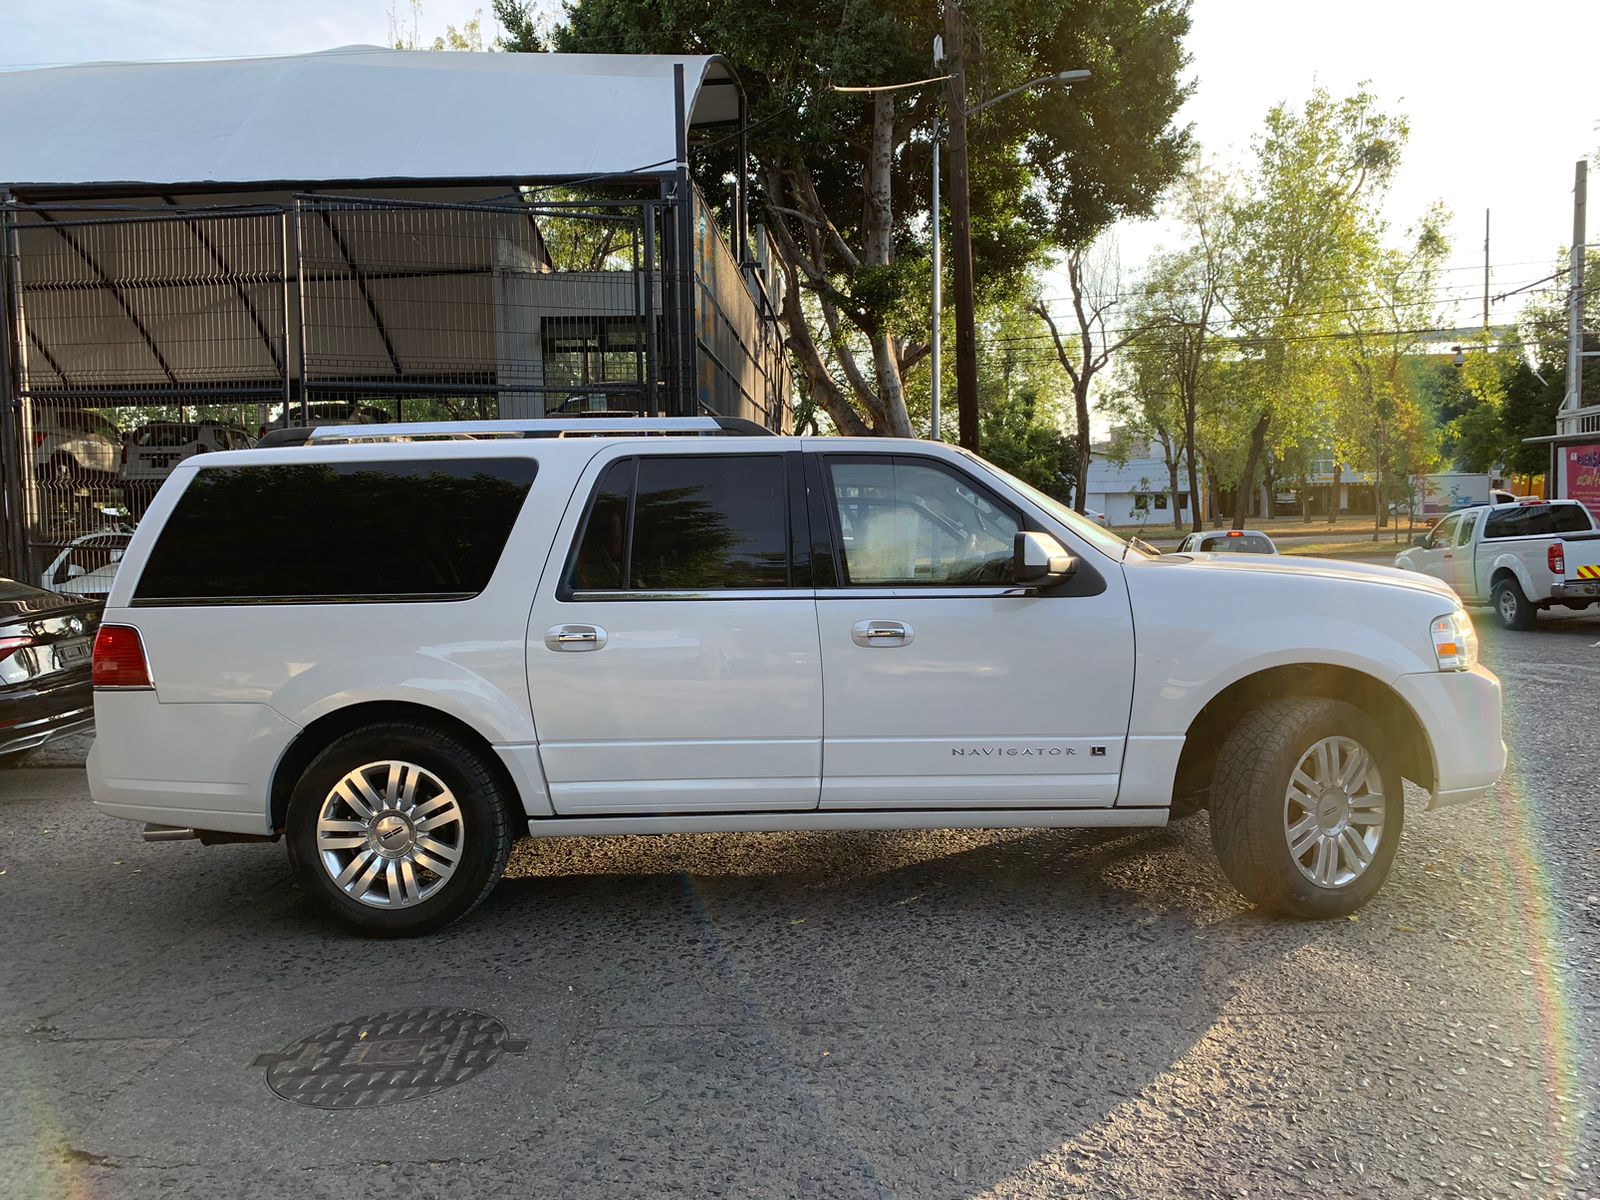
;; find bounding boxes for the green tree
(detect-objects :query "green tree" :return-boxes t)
[1113,164,1235,530]
[1333,209,1448,539]
[1226,86,1405,528]
[554,0,1192,437]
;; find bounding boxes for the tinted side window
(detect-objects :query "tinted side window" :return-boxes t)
[567,455,790,592]
[134,457,537,603]
[1455,514,1476,546]
[827,457,1020,586]
[569,459,633,591]
[1429,515,1458,547]
[631,456,788,589]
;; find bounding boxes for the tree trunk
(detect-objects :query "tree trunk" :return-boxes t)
[1233,412,1270,530]
[1168,458,1184,533]
[861,94,913,437]
[1371,460,1383,541]
[1074,378,1093,514]
[1185,417,1202,533]
[1299,476,1310,520]
[1327,463,1341,525]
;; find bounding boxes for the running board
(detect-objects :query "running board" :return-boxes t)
[523,807,1169,839]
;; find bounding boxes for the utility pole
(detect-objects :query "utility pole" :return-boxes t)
[1483,208,1490,337]
[930,37,944,441]
[1566,160,1587,414]
[943,0,981,453]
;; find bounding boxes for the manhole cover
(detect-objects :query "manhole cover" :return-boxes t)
[255,1007,523,1109]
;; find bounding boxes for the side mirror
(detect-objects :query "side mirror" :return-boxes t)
[65,563,86,579]
[1014,530,1076,589]
[1412,534,1430,548]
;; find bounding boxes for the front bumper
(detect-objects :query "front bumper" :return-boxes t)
[1393,665,1505,809]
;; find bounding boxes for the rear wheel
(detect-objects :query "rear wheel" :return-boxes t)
[1491,576,1536,630]
[285,722,514,936]
[1209,698,1402,919]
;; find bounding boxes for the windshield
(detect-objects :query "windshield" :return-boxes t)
[969,455,1143,560]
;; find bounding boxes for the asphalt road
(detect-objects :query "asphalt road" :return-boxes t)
[2,611,1597,1200]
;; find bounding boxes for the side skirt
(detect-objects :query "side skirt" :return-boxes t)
[523,807,1170,839]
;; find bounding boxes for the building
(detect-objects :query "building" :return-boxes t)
[1082,441,1199,525]
[0,47,788,580]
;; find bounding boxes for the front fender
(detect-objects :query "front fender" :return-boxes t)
[1126,566,1450,736]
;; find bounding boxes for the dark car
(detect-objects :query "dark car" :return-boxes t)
[0,577,99,761]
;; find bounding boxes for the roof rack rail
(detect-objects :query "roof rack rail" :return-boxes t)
[259,416,777,448]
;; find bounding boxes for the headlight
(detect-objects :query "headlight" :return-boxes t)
[1430,610,1478,671]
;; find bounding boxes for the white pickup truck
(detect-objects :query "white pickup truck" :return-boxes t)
[1393,499,1600,629]
[87,418,1504,935]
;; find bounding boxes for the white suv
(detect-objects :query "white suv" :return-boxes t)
[88,418,1505,935]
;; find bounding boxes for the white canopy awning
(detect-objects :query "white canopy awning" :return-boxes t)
[0,47,740,192]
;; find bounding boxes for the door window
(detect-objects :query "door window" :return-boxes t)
[1428,515,1458,548]
[826,457,1020,586]
[1454,513,1477,546]
[566,454,790,593]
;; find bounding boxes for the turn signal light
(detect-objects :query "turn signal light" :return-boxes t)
[1430,611,1477,672]
[1548,542,1565,575]
[92,625,153,690]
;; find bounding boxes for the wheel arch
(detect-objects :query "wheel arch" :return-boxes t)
[268,700,525,834]
[1170,663,1434,814]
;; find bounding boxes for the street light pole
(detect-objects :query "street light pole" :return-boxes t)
[931,131,943,441]
[943,0,980,452]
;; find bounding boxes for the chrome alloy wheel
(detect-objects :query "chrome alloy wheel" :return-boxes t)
[1283,735,1386,888]
[315,760,464,909]
[1498,587,1519,627]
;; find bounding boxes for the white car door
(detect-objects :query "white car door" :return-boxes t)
[1411,513,1460,585]
[526,447,823,815]
[1448,508,1480,598]
[810,451,1136,810]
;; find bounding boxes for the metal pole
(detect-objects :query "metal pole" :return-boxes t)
[292,198,310,425]
[1567,160,1586,414]
[674,64,697,418]
[1483,208,1490,338]
[931,132,942,441]
[944,0,980,453]
[0,194,27,576]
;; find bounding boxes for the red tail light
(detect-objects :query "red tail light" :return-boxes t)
[32,431,46,448]
[92,625,153,689]
[1548,543,1565,576]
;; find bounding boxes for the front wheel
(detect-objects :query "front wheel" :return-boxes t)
[1491,577,1537,630]
[285,722,514,936]
[1209,698,1402,919]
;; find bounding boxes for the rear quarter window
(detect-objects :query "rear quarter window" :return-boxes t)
[132,457,537,604]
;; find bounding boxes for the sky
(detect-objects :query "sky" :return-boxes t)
[5,0,1598,334]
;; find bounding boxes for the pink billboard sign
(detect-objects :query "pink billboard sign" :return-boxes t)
[1567,443,1600,523]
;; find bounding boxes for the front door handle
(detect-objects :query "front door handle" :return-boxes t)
[851,619,914,648]
[545,624,608,652]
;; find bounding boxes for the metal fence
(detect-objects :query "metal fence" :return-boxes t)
[1,192,783,582]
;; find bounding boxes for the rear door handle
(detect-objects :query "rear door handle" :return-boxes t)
[545,624,607,652]
[851,619,914,647]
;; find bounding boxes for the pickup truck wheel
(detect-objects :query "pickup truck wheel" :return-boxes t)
[1491,577,1537,630]
[285,722,513,937]
[1209,698,1402,919]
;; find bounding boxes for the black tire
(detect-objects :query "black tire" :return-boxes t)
[285,721,514,937]
[1491,576,1537,630]
[1209,698,1403,919]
